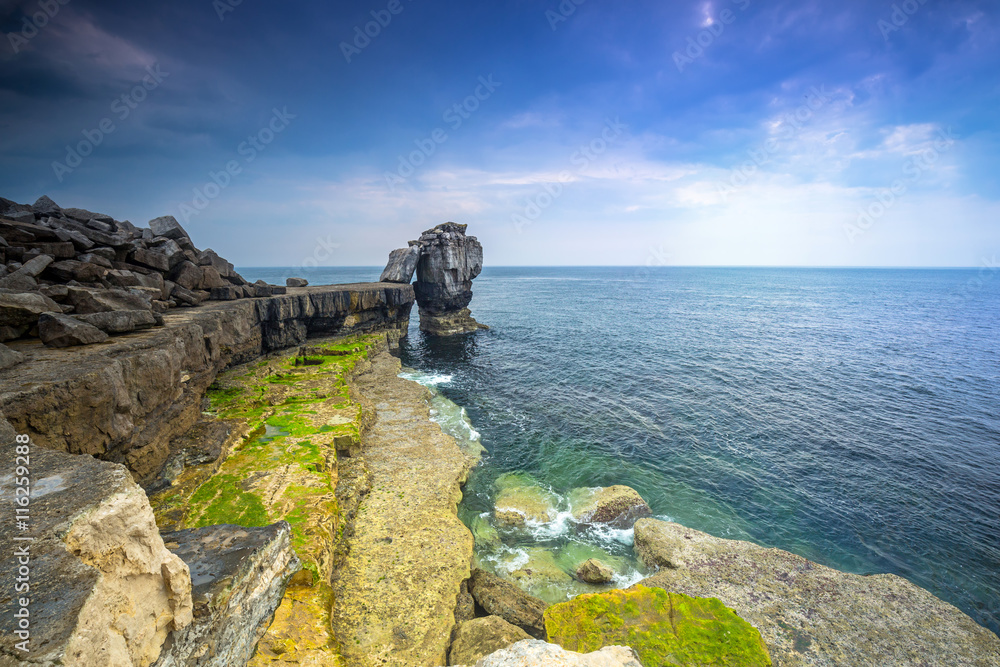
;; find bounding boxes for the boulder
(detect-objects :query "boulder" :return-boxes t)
[569,486,652,528]
[149,238,186,268]
[544,586,771,666]
[253,282,273,298]
[55,226,96,250]
[196,248,233,277]
[105,269,142,287]
[77,252,114,269]
[49,218,130,247]
[576,559,615,584]
[0,291,63,341]
[75,309,158,334]
[67,287,152,314]
[449,617,531,666]
[170,260,202,291]
[0,271,37,291]
[62,207,115,224]
[153,523,301,667]
[464,639,643,667]
[45,259,108,283]
[0,342,25,371]
[17,253,55,277]
[454,579,476,625]
[379,246,421,283]
[468,569,548,639]
[413,222,486,334]
[38,312,109,347]
[286,277,308,287]
[31,194,61,215]
[26,241,75,258]
[171,284,205,306]
[0,437,193,666]
[633,519,1000,665]
[148,215,189,240]
[131,247,171,272]
[198,266,228,290]
[86,218,113,232]
[210,286,241,301]
[269,285,287,295]
[5,210,35,224]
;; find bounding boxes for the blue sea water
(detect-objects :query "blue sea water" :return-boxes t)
[241,266,1000,636]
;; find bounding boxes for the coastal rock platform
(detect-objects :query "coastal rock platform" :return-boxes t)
[634,519,1000,666]
[330,350,478,666]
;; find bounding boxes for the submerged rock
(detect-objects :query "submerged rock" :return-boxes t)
[154,522,301,667]
[449,616,531,666]
[633,518,1000,666]
[494,485,559,527]
[569,485,652,528]
[468,568,549,639]
[544,586,771,666]
[493,472,558,527]
[0,436,193,666]
[576,558,615,584]
[461,639,643,667]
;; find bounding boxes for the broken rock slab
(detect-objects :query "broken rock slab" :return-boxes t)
[0,429,193,666]
[379,245,421,283]
[154,522,301,667]
[38,312,109,347]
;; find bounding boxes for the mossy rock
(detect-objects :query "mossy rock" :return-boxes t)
[544,585,771,666]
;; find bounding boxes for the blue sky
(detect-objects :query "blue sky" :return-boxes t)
[1,0,997,267]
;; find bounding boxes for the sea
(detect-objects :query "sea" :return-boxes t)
[240,266,1000,636]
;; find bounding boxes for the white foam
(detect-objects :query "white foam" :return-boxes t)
[399,369,452,386]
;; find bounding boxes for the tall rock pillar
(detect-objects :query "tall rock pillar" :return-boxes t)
[413,223,487,335]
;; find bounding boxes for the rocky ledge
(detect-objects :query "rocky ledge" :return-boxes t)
[633,518,1000,666]
[0,282,414,485]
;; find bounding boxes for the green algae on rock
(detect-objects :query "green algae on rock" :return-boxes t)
[544,585,771,667]
[150,333,392,666]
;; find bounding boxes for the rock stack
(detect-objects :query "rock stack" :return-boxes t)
[379,222,487,335]
[0,194,287,354]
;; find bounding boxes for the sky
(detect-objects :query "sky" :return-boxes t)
[1,0,998,268]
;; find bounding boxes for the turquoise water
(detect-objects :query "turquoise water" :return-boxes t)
[241,266,1000,635]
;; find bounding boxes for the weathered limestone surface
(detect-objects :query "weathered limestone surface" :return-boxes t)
[330,351,477,666]
[449,639,643,667]
[448,617,530,666]
[634,519,1000,666]
[154,523,300,667]
[0,424,192,667]
[0,283,413,485]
